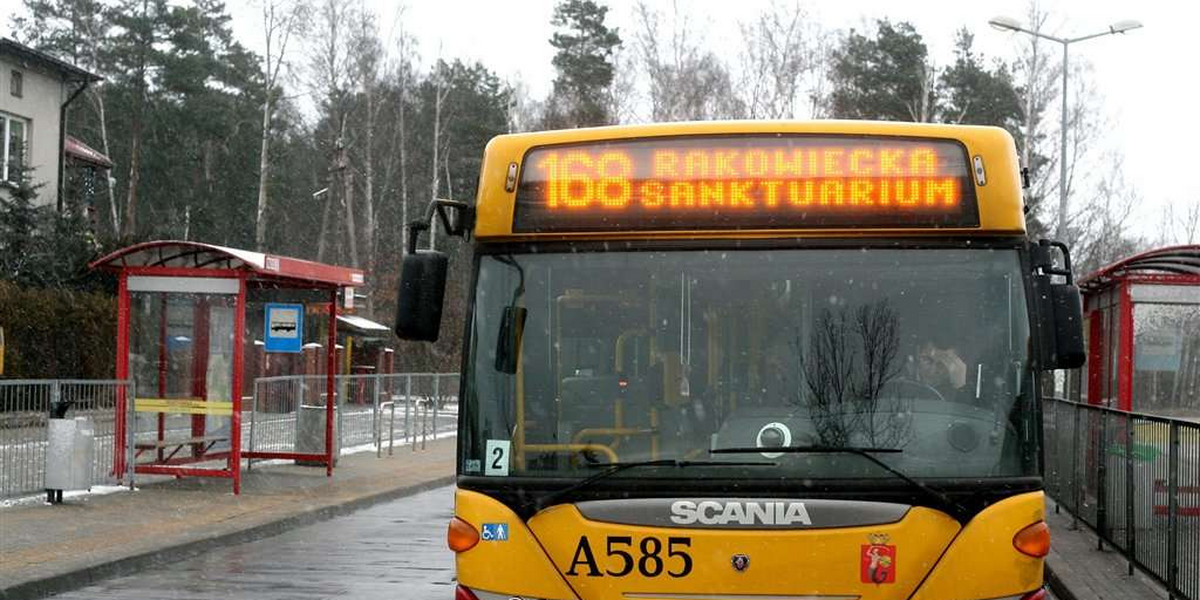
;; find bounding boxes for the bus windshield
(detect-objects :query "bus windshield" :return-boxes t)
[463,246,1038,483]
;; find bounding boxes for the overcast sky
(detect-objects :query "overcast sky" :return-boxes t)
[227,0,1199,238]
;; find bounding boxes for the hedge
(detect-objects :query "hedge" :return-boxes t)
[0,282,116,379]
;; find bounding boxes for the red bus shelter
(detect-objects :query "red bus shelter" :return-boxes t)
[91,241,364,493]
[1078,245,1200,416]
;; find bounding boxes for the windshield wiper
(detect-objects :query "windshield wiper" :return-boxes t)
[710,445,970,522]
[532,459,775,513]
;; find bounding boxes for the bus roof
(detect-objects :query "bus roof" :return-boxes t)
[473,120,1025,241]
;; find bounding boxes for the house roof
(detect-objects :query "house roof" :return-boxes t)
[0,38,101,83]
[90,240,365,288]
[1080,245,1200,291]
[64,135,113,168]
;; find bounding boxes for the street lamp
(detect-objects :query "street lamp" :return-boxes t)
[988,15,1142,242]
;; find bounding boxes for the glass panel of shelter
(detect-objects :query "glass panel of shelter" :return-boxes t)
[128,291,236,463]
[1130,284,1200,419]
[1083,286,1121,409]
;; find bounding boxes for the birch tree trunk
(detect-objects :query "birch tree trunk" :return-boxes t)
[337,129,359,268]
[89,88,119,238]
[317,187,332,262]
[254,97,273,249]
[254,0,305,251]
[352,6,379,308]
[398,42,410,256]
[428,64,445,251]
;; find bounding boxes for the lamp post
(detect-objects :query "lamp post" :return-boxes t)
[988,16,1142,242]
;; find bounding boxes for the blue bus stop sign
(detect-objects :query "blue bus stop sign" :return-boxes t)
[264,303,303,353]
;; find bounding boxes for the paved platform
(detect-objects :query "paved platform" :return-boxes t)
[1044,497,1169,600]
[0,440,455,600]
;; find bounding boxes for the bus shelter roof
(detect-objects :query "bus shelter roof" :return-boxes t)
[90,240,364,288]
[1080,245,1200,292]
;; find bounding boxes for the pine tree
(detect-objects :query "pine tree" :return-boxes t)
[828,20,938,122]
[0,162,43,283]
[543,0,621,128]
[939,30,1023,129]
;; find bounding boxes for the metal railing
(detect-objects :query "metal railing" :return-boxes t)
[0,380,130,499]
[1044,397,1200,600]
[247,372,458,464]
[1,374,457,499]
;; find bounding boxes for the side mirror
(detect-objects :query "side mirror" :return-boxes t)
[394,250,448,342]
[1031,239,1085,370]
[1047,282,1085,369]
[494,305,527,374]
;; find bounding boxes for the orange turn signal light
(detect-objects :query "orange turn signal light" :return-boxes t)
[447,516,480,553]
[1013,521,1051,558]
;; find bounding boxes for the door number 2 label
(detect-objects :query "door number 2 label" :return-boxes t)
[485,439,511,476]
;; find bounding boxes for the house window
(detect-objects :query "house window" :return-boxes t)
[2,114,29,184]
[10,70,22,98]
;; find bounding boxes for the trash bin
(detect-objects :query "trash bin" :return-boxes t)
[45,415,95,504]
[295,404,338,466]
[1105,442,1160,530]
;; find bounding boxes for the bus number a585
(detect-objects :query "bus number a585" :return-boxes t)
[566,536,693,578]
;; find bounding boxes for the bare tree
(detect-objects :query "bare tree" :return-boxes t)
[308,0,357,263]
[905,61,938,123]
[1010,2,1109,245]
[798,308,857,446]
[427,58,450,252]
[1156,199,1200,246]
[605,45,640,124]
[1070,154,1145,274]
[1058,63,1105,248]
[351,2,383,290]
[798,301,909,449]
[634,1,745,122]
[254,0,309,251]
[367,8,418,269]
[738,0,828,119]
[507,76,543,133]
[1013,3,1058,236]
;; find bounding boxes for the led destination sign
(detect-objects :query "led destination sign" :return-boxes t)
[513,135,980,232]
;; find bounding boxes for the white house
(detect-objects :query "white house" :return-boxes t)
[0,38,104,211]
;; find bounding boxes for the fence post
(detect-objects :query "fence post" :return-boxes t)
[248,380,257,471]
[1071,402,1081,528]
[407,375,414,451]
[1097,409,1108,550]
[1167,421,1179,600]
[127,387,135,491]
[1049,400,1059,514]
[375,376,382,458]
[432,375,440,441]
[1124,414,1135,575]
[388,400,396,457]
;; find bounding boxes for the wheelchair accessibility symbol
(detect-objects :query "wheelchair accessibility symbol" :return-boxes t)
[481,523,509,542]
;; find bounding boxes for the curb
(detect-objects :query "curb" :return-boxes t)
[1045,558,1079,600]
[0,474,456,600]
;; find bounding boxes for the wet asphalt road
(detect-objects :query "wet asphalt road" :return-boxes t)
[54,486,457,600]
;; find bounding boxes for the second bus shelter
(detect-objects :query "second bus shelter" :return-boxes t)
[1077,245,1200,417]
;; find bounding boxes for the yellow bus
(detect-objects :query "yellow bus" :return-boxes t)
[395,120,1085,600]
